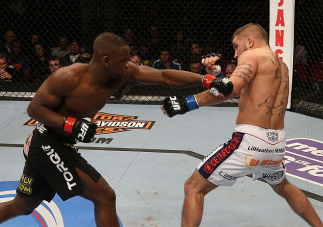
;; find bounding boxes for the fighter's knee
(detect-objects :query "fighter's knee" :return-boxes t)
[20,205,39,215]
[271,178,289,197]
[10,196,41,216]
[105,187,116,204]
[97,187,116,207]
[184,171,217,197]
[184,177,197,195]
[22,209,35,216]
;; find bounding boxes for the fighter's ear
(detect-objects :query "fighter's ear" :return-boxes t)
[103,56,109,67]
[247,37,254,48]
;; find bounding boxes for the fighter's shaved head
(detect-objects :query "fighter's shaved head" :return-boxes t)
[232,23,268,44]
[93,32,128,60]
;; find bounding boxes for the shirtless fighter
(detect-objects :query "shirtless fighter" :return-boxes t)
[162,23,323,227]
[0,32,205,227]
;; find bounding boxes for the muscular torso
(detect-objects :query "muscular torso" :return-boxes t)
[236,49,289,129]
[41,63,132,135]
[57,78,123,119]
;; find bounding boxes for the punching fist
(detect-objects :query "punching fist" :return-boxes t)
[163,95,199,118]
[64,117,98,142]
[202,53,223,77]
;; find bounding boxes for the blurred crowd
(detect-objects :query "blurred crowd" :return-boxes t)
[0,26,237,84]
[0,0,322,98]
[0,30,92,83]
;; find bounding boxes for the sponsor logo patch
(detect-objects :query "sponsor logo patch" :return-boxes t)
[17,174,34,195]
[199,132,243,179]
[245,155,284,170]
[219,171,239,180]
[204,162,213,173]
[247,145,284,153]
[23,130,34,157]
[42,145,77,190]
[263,171,284,181]
[266,132,279,142]
[36,124,47,134]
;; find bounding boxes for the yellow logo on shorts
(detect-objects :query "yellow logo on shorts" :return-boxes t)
[64,143,76,149]
[17,174,34,195]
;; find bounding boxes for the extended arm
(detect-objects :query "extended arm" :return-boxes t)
[128,63,203,88]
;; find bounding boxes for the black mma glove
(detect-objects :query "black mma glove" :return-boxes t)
[63,117,97,142]
[163,95,199,118]
[202,74,233,97]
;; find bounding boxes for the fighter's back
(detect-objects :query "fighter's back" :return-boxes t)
[236,48,289,130]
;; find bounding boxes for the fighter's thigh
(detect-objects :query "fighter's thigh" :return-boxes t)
[27,145,85,201]
[197,132,248,186]
[76,168,115,203]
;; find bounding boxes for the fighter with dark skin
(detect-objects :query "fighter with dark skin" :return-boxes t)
[0,32,205,227]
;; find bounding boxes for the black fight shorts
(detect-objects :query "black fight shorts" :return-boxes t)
[16,124,101,202]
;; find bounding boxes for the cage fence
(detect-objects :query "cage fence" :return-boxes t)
[0,0,322,117]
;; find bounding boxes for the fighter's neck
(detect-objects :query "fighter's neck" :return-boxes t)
[252,42,270,50]
[84,62,111,86]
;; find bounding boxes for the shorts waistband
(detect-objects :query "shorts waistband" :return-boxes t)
[34,124,76,144]
[234,124,285,144]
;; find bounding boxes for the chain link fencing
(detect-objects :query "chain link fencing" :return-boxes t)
[291,0,323,119]
[0,0,322,118]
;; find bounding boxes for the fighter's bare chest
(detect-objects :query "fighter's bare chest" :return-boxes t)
[63,85,116,117]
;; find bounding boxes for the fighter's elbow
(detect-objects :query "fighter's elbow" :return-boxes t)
[26,106,33,118]
[230,86,241,98]
[27,103,37,118]
[163,78,181,88]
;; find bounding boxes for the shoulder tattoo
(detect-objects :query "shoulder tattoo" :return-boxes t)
[231,63,253,84]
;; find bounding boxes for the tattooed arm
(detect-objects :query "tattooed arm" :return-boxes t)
[195,50,258,107]
[229,51,258,94]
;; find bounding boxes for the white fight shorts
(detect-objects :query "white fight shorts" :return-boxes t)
[197,124,286,186]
